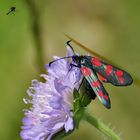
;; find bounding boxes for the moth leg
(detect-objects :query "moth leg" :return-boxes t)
[77,77,85,91]
[68,63,79,72]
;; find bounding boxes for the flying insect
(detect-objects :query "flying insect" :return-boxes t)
[6,7,16,15]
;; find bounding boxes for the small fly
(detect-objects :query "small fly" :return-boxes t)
[6,7,16,15]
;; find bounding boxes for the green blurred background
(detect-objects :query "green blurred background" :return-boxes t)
[0,0,140,140]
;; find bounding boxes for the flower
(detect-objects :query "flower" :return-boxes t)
[20,46,82,140]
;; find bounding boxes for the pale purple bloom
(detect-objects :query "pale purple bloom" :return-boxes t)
[20,46,82,140]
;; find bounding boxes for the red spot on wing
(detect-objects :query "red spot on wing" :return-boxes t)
[106,65,113,75]
[91,58,101,67]
[98,73,107,82]
[119,77,124,84]
[103,94,109,100]
[98,90,104,97]
[92,81,101,87]
[81,67,92,76]
[98,90,108,100]
[116,70,123,77]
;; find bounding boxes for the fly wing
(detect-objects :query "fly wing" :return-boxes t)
[91,57,133,86]
[80,66,111,109]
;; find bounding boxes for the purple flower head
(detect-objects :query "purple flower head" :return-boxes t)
[20,46,82,140]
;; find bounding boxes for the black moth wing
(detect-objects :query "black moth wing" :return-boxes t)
[80,65,111,109]
[90,56,133,86]
[82,78,96,100]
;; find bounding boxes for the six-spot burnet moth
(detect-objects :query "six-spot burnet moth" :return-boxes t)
[49,40,133,109]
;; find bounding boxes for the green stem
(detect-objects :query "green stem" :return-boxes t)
[83,111,123,140]
[26,0,45,74]
[51,129,74,140]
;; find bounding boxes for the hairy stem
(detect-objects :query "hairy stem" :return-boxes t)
[83,111,123,140]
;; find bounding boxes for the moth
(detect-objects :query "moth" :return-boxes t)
[49,41,133,109]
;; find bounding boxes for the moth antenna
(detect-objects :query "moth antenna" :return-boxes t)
[66,40,75,54]
[49,56,73,66]
[65,34,116,64]
[49,40,76,67]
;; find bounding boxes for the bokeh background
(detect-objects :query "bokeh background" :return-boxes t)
[0,0,140,140]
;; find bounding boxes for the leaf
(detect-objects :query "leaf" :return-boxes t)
[73,88,81,112]
[51,128,74,140]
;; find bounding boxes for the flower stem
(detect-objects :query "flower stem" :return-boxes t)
[83,111,123,140]
[26,0,45,74]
